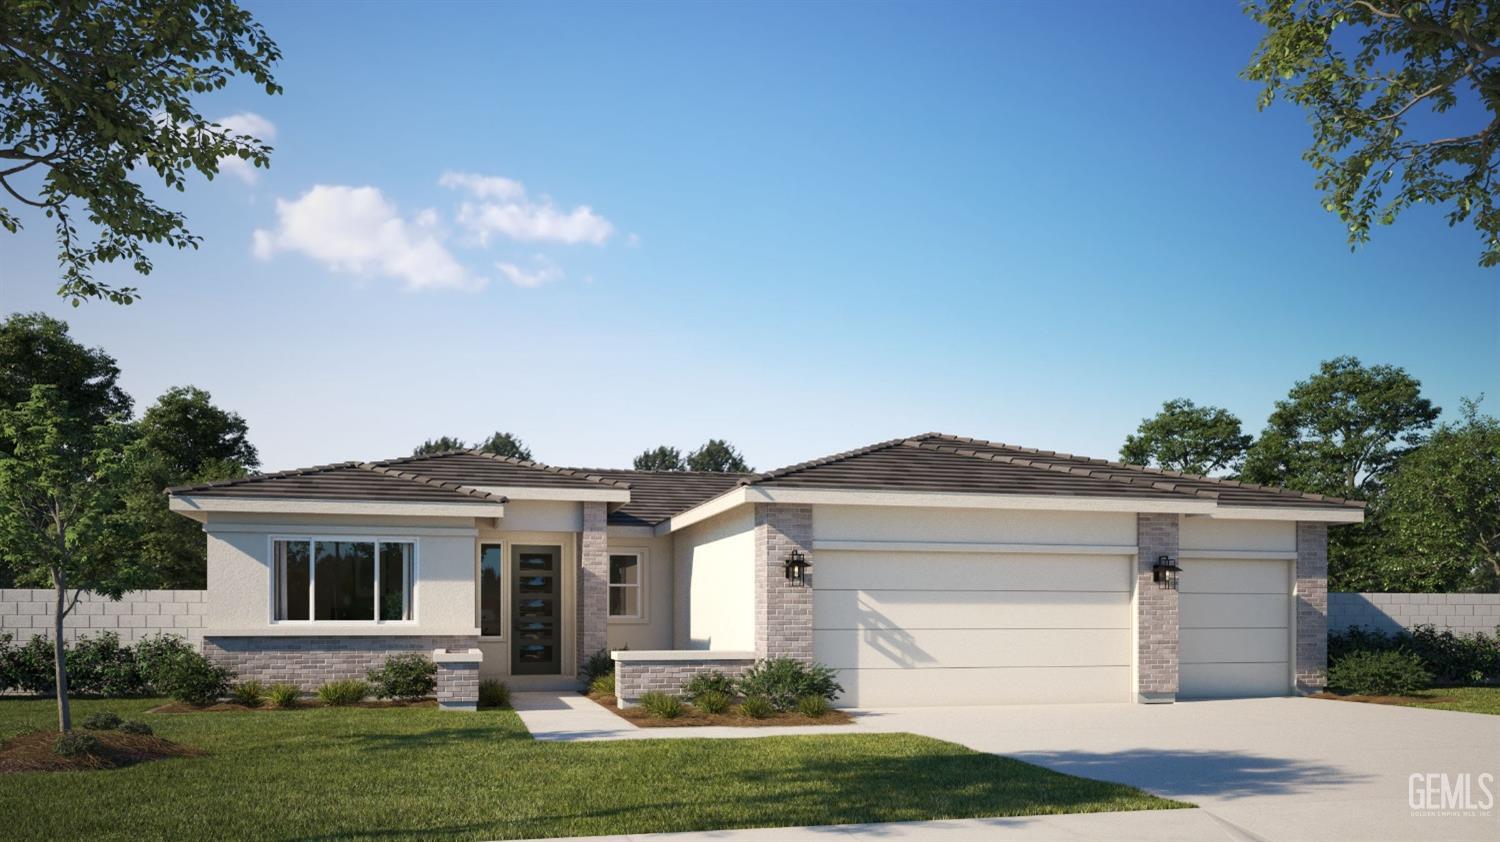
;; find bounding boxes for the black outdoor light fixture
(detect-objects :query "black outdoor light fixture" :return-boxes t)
[784,549,810,586]
[1152,555,1182,590]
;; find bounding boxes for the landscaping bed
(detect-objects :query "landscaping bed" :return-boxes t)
[148,698,437,714]
[0,728,201,773]
[589,692,854,727]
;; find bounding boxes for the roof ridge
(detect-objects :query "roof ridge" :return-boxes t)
[357,463,505,502]
[564,468,757,477]
[744,433,938,485]
[925,434,1362,508]
[375,450,633,490]
[911,440,1220,501]
[166,461,364,495]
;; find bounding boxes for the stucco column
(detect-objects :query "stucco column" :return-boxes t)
[1135,513,1179,703]
[578,501,609,673]
[1295,522,1329,693]
[753,503,814,661]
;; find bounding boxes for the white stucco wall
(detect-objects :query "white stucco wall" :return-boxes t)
[606,532,675,651]
[499,500,582,533]
[673,507,755,651]
[203,513,481,636]
[813,505,1137,545]
[1179,517,1296,553]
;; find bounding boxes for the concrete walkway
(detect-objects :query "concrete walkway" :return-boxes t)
[521,809,1249,842]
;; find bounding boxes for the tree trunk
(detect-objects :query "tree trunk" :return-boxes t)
[52,567,71,734]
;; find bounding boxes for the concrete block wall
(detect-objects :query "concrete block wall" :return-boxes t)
[613,655,755,707]
[1330,593,1500,635]
[203,635,478,691]
[0,588,205,644]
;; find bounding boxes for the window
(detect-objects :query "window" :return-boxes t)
[608,553,642,619]
[272,538,413,622]
[478,543,503,636]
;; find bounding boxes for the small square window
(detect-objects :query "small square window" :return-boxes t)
[608,553,642,619]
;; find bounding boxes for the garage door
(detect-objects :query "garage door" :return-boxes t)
[812,550,1133,707]
[1179,558,1291,698]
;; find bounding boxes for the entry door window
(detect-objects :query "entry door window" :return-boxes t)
[512,546,561,675]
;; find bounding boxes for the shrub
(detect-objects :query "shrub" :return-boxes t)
[1328,649,1433,696]
[683,670,734,702]
[9,635,58,694]
[735,657,843,711]
[54,732,102,757]
[134,634,200,693]
[367,653,437,701]
[478,680,510,709]
[266,683,300,709]
[230,680,265,707]
[118,720,153,736]
[1329,624,1500,686]
[639,691,683,719]
[316,679,371,706]
[0,633,15,693]
[68,632,144,696]
[693,689,730,715]
[588,673,615,697]
[81,710,123,731]
[580,648,616,684]
[150,646,232,706]
[796,695,831,718]
[738,695,773,719]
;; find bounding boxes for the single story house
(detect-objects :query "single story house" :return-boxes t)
[167,433,1362,707]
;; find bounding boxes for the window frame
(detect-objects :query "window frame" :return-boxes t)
[606,549,647,623]
[268,535,419,625]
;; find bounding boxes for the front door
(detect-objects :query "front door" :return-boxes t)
[512,546,561,675]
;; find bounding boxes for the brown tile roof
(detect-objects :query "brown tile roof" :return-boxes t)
[372,451,631,490]
[167,462,503,504]
[576,470,753,527]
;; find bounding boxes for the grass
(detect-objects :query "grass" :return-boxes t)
[0,697,1184,840]
[1318,685,1500,715]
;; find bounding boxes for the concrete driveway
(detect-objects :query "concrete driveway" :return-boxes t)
[853,697,1499,842]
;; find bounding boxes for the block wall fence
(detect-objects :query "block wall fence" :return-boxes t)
[0,588,204,644]
[1329,593,1500,635]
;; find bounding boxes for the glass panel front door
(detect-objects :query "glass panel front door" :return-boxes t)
[511,546,561,675]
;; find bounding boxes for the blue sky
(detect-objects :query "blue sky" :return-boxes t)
[2,1,1497,472]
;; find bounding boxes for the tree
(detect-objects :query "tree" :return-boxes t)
[0,0,282,304]
[413,436,467,456]
[126,387,258,589]
[0,386,139,732]
[1242,356,1439,498]
[1368,398,1500,592]
[633,445,685,471]
[1120,399,1252,475]
[0,312,131,441]
[686,439,752,472]
[1243,1,1500,266]
[476,431,532,461]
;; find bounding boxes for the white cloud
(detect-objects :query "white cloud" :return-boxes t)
[495,254,564,288]
[215,112,277,184]
[441,170,614,245]
[252,185,481,290]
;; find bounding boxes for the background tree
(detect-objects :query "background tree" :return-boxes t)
[0,312,131,442]
[125,387,259,589]
[633,445,685,471]
[476,431,532,461]
[1120,398,1252,475]
[1244,0,1500,266]
[0,0,281,304]
[1241,356,1438,498]
[1365,398,1500,592]
[0,386,139,732]
[413,436,467,456]
[686,439,752,472]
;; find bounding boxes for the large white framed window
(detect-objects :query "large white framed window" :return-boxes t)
[272,538,415,623]
[608,552,643,620]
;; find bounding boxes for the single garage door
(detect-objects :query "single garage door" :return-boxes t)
[813,550,1133,707]
[1179,558,1292,698]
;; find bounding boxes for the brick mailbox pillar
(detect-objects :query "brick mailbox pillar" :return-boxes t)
[433,648,483,711]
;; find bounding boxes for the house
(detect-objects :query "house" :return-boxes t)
[166,433,1363,708]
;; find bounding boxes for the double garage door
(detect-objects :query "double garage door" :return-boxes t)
[813,549,1292,707]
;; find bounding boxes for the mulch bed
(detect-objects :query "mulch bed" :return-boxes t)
[1312,691,1457,707]
[148,698,436,714]
[0,730,203,773]
[588,693,854,728]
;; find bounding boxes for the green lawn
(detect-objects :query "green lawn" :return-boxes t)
[1368,686,1500,715]
[0,697,1184,840]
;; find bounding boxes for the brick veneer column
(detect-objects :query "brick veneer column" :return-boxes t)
[1136,513,1180,703]
[578,501,609,674]
[1295,522,1329,693]
[753,503,814,661]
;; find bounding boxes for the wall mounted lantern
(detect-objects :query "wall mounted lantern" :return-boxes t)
[784,550,810,587]
[1152,556,1182,590]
